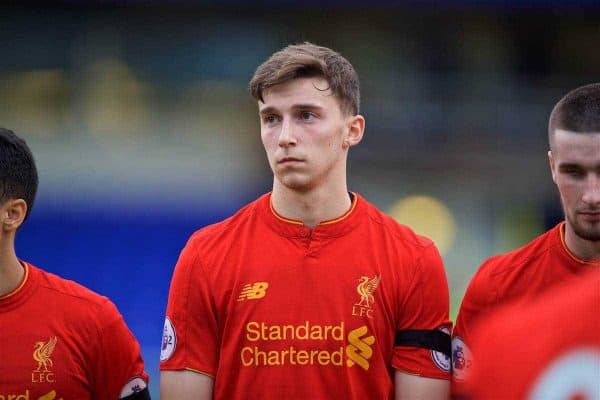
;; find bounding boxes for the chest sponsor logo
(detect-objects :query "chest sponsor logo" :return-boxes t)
[346,326,375,370]
[352,275,380,318]
[0,390,63,400]
[238,282,269,301]
[38,390,63,400]
[32,337,57,383]
[241,322,375,371]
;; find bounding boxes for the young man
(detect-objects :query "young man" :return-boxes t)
[160,43,452,399]
[464,271,600,399]
[453,83,600,394]
[0,128,150,399]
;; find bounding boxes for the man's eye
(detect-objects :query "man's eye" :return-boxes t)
[300,111,315,121]
[264,115,279,124]
[565,169,583,177]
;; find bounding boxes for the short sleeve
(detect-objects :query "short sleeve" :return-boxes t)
[159,237,219,377]
[451,259,496,394]
[453,260,496,346]
[92,300,149,400]
[391,244,452,379]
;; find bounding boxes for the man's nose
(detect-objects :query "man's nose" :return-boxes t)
[278,117,297,147]
[582,173,600,207]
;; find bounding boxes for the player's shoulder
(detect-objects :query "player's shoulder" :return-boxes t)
[477,224,560,278]
[30,264,119,321]
[359,195,434,251]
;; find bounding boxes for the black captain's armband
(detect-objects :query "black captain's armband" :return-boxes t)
[395,329,451,357]
[121,387,151,400]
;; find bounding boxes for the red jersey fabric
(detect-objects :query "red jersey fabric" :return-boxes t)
[452,223,599,394]
[0,262,148,400]
[160,193,451,399]
[465,271,600,400]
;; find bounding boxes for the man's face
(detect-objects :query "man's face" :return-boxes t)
[549,129,600,241]
[259,77,354,192]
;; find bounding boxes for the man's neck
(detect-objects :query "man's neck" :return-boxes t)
[0,240,25,297]
[271,182,352,229]
[564,223,600,262]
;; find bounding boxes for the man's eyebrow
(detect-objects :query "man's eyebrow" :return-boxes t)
[291,103,324,111]
[259,103,325,115]
[558,163,582,169]
[259,106,277,115]
[558,162,600,172]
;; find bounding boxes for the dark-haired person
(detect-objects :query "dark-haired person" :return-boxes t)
[452,83,600,396]
[160,43,452,399]
[0,128,150,399]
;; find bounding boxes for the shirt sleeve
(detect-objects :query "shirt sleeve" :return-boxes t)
[451,259,496,395]
[159,237,219,378]
[391,243,452,379]
[91,299,149,400]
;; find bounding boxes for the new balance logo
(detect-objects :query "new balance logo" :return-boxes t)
[238,282,269,301]
[346,326,375,370]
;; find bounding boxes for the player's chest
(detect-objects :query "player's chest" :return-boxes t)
[0,318,91,399]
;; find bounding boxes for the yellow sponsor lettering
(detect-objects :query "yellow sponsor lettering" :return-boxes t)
[296,350,308,365]
[331,348,344,366]
[241,346,254,366]
[245,321,345,341]
[245,322,260,341]
[0,390,29,400]
[295,323,308,340]
[268,327,281,341]
[309,325,323,340]
[240,346,346,367]
[332,324,344,341]
[267,351,280,365]
[241,321,372,370]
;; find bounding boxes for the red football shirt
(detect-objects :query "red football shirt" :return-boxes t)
[0,262,148,400]
[161,193,451,399]
[465,271,600,399]
[452,223,599,392]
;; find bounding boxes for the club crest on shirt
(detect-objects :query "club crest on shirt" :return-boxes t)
[32,336,57,383]
[352,275,380,318]
[160,317,177,362]
[431,327,451,373]
[452,336,472,381]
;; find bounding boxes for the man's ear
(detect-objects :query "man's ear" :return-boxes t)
[1,199,27,233]
[343,114,365,149]
[548,150,557,184]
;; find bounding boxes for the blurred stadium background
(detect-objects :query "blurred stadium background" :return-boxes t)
[3,1,599,396]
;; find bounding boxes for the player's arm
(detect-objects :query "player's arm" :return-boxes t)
[395,371,450,400]
[92,300,151,400]
[159,236,219,399]
[392,244,452,400]
[160,370,213,400]
[451,258,496,393]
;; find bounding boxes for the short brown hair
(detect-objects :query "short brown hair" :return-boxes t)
[548,83,600,149]
[249,42,360,116]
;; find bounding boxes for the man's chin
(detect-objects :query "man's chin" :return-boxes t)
[571,222,600,242]
[278,176,313,192]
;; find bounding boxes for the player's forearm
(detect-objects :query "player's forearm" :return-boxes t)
[160,370,214,400]
[394,371,450,400]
